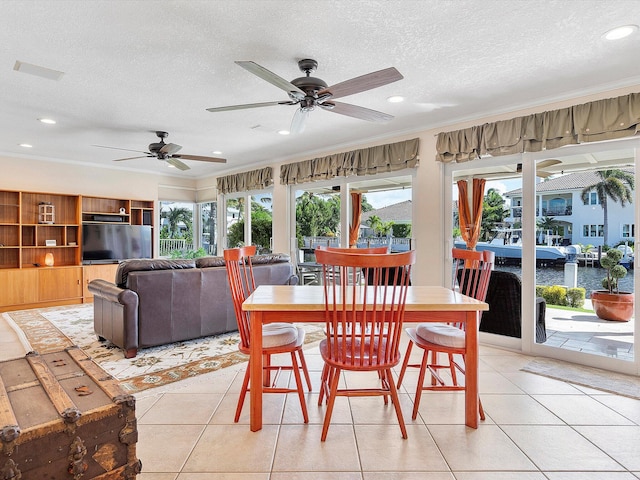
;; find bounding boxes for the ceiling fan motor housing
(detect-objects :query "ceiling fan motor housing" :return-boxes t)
[291,76,329,111]
[148,131,168,154]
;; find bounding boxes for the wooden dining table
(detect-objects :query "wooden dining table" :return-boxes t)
[242,285,489,432]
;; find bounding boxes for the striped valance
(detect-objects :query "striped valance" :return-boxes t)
[280,138,419,185]
[436,92,640,163]
[216,167,273,195]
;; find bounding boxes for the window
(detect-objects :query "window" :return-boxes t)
[225,192,273,252]
[159,201,195,256]
[622,224,635,238]
[583,224,604,237]
[200,201,217,255]
[584,191,599,205]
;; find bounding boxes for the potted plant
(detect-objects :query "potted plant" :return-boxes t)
[591,248,634,322]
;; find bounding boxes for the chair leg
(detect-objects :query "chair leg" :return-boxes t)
[448,353,458,385]
[234,361,251,422]
[290,351,309,423]
[380,370,389,405]
[412,349,429,420]
[479,395,485,421]
[386,368,408,439]
[318,363,330,405]
[263,353,271,387]
[297,349,313,391]
[321,366,342,441]
[397,340,413,388]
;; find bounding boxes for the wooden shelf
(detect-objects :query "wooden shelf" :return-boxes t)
[0,190,154,310]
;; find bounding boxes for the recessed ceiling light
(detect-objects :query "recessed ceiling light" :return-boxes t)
[212,150,222,155]
[19,143,33,148]
[603,24,638,40]
[387,95,405,103]
[38,118,56,124]
[278,130,290,135]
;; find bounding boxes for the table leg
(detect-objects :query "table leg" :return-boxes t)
[250,311,263,431]
[465,310,479,429]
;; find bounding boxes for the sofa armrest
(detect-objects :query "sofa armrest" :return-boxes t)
[288,274,299,285]
[89,279,140,358]
[89,279,136,305]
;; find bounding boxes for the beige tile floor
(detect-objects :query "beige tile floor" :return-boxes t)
[134,330,640,480]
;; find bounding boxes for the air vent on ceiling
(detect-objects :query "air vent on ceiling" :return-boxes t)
[13,60,64,81]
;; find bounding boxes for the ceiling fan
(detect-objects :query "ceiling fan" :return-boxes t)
[516,159,562,178]
[471,159,563,180]
[94,131,227,171]
[206,59,403,134]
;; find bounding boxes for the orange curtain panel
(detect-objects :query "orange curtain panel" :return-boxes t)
[457,178,485,250]
[349,192,362,247]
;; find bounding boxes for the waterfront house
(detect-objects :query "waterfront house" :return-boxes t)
[504,169,635,248]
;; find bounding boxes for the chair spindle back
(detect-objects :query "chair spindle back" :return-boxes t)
[223,245,258,350]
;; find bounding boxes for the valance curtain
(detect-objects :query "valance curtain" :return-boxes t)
[216,167,273,195]
[457,178,485,250]
[349,192,362,247]
[280,138,419,185]
[436,92,640,163]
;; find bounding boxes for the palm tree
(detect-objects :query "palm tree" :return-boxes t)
[161,207,193,238]
[581,169,634,246]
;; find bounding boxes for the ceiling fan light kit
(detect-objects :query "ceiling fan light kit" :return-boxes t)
[207,58,404,134]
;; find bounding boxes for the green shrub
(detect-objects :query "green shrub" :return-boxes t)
[169,247,207,259]
[566,288,586,308]
[543,285,567,306]
[392,223,411,238]
[535,285,546,298]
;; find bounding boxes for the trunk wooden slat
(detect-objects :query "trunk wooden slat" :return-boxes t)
[0,347,141,479]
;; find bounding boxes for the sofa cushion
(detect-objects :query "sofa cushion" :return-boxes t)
[251,253,291,265]
[195,256,226,268]
[116,258,196,287]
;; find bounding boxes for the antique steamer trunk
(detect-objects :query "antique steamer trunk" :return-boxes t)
[0,347,141,479]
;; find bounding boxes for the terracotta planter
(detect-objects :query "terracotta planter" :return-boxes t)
[591,290,634,322]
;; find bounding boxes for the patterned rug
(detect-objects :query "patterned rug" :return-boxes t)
[3,304,324,393]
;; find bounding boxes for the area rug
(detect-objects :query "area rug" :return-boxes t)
[3,305,325,394]
[522,357,640,399]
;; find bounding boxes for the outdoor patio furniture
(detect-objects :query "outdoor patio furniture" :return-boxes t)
[480,270,547,343]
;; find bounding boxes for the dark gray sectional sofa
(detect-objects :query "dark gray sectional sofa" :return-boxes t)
[87,254,297,358]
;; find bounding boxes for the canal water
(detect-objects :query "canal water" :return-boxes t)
[496,264,634,298]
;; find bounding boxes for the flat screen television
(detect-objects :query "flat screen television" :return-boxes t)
[82,224,152,263]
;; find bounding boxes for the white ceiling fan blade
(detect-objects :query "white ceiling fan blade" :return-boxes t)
[538,159,562,169]
[327,101,394,122]
[290,108,310,134]
[235,61,305,98]
[173,154,227,163]
[93,145,148,154]
[318,67,403,99]
[159,143,182,155]
[207,100,293,112]
[166,158,190,171]
[113,155,152,162]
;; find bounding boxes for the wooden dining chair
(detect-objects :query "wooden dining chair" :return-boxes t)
[223,246,312,423]
[314,248,416,441]
[397,248,494,421]
[315,245,390,402]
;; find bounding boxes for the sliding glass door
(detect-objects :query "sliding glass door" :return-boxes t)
[447,139,640,375]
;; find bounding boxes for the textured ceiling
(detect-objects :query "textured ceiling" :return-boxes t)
[1,0,640,179]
